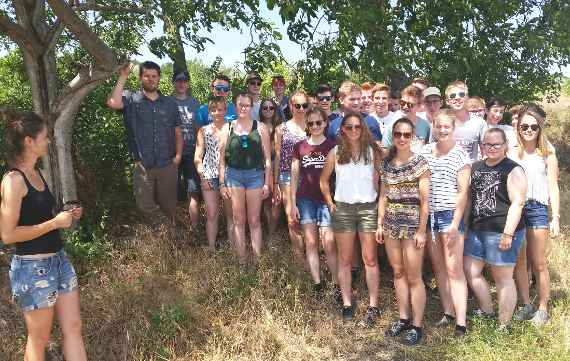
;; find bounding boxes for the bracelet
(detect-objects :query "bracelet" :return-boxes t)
[502,232,514,239]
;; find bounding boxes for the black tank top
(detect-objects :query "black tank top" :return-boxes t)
[469,158,525,232]
[9,168,63,255]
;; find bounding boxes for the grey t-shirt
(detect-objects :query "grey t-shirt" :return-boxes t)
[452,115,487,162]
[172,96,200,156]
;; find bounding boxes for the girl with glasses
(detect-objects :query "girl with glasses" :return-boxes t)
[511,104,559,326]
[421,110,470,337]
[274,91,309,267]
[218,92,272,263]
[195,97,235,253]
[379,117,430,346]
[1,110,87,360]
[289,108,338,296]
[320,113,382,327]
[259,98,283,237]
[464,128,527,332]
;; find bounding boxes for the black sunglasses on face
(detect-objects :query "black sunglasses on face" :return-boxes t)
[308,121,323,128]
[249,80,262,86]
[343,124,362,131]
[519,124,539,132]
[318,95,332,102]
[214,85,230,93]
[400,100,416,109]
[262,105,275,111]
[393,131,413,139]
[294,103,309,110]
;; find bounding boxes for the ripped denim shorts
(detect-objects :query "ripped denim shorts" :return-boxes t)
[9,250,79,311]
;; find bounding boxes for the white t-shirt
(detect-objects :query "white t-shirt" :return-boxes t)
[250,100,261,121]
[490,124,518,152]
[333,146,377,204]
[371,111,397,136]
[452,115,487,163]
[421,143,470,211]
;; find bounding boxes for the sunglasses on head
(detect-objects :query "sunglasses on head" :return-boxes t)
[262,105,275,111]
[393,131,413,139]
[294,103,309,110]
[399,100,416,109]
[214,84,230,93]
[308,120,323,128]
[448,91,467,99]
[240,134,249,149]
[519,124,539,132]
[343,124,362,131]
[318,95,332,102]
[249,80,262,86]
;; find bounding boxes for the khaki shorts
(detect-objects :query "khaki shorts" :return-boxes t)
[332,202,378,233]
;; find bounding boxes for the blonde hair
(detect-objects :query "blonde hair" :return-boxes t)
[433,109,456,128]
[445,80,468,98]
[516,104,551,158]
[372,83,390,96]
[401,85,422,102]
[337,81,361,99]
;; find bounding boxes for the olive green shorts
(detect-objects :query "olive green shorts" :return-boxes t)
[332,202,378,233]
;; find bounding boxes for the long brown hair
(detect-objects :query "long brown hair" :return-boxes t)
[337,113,374,165]
[1,109,46,166]
[385,117,415,163]
[516,103,551,158]
[259,98,281,139]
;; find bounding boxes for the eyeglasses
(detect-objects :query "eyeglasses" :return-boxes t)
[294,103,309,110]
[448,91,467,99]
[393,131,413,139]
[214,85,230,93]
[240,135,248,149]
[343,124,362,131]
[399,100,416,109]
[519,124,539,132]
[248,80,262,86]
[308,121,323,128]
[237,103,251,109]
[262,105,275,111]
[483,142,504,149]
[318,95,332,102]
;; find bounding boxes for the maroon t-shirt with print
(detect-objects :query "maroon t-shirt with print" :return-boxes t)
[292,138,335,203]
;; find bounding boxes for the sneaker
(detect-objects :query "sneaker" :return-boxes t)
[513,304,536,321]
[470,308,495,319]
[434,314,455,328]
[358,307,380,328]
[385,319,410,337]
[530,310,549,326]
[454,325,467,338]
[342,305,355,321]
[401,327,423,346]
[332,286,343,306]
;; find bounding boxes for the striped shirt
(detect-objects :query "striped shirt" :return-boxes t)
[421,143,470,212]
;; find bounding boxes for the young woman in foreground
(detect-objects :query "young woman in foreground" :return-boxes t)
[1,110,87,360]
[378,117,430,346]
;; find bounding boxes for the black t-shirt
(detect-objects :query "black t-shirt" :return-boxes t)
[469,157,525,232]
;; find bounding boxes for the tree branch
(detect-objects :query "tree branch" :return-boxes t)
[46,0,118,70]
[73,3,146,14]
[0,12,41,56]
[44,17,64,55]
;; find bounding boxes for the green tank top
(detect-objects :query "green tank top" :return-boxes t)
[225,120,264,170]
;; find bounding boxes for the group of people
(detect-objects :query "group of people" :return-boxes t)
[0,60,560,358]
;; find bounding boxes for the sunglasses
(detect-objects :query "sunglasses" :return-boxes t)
[399,100,416,109]
[248,80,262,86]
[308,120,323,128]
[240,134,248,149]
[262,105,275,111]
[483,142,504,149]
[294,103,309,110]
[519,124,539,132]
[214,85,230,93]
[448,91,467,99]
[343,124,362,131]
[393,131,413,139]
[318,95,332,102]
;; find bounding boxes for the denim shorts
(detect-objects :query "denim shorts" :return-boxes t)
[464,229,525,266]
[332,201,378,233]
[180,155,200,193]
[297,198,332,227]
[203,178,220,191]
[428,209,465,233]
[278,171,291,185]
[9,250,79,311]
[225,167,265,190]
[523,200,549,229]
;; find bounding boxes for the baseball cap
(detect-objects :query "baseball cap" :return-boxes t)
[173,71,190,82]
[424,87,441,98]
[246,72,262,83]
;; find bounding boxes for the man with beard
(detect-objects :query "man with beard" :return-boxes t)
[107,61,182,226]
